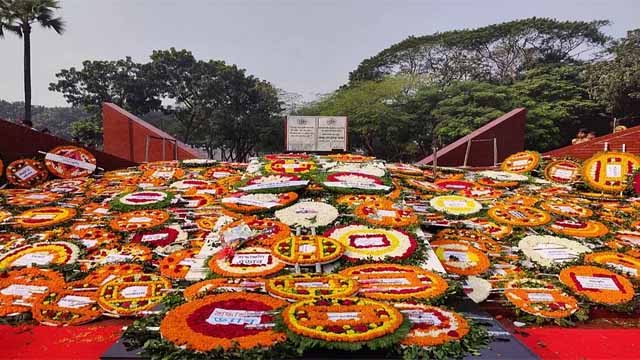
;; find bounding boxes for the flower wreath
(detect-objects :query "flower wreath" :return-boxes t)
[44,146,97,179]
[81,244,152,271]
[584,251,640,279]
[0,241,79,270]
[81,202,112,218]
[354,200,418,228]
[130,225,187,248]
[544,159,581,184]
[32,288,102,326]
[323,224,417,261]
[5,159,49,188]
[582,151,640,193]
[540,200,593,218]
[487,204,552,227]
[275,201,339,228]
[321,172,391,194]
[82,263,144,287]
[5,191,63,207]
[109,191,174,212]
[13,206,77,229]
[476,170,528,182]
[503,195,540,207]
[433,179,476,191]
[138,161,181,171]
[431,240,491,276]
[328,162,386,177]
[465,218,513,239]
[178,193,216,209]
[394,303,470,346]
[159,248,201,279]
[265,273,358,301]
[208,246,285,278]
[142,167,185,180]
[219,217,291,247]
[339,263,448,300]
[97,273,171,316]
[429,195,482,216]
[476,177,520,188]
[500,151,541,173]
[0,268,64,316]
[336,194,383,207]
[202,166,237,180]
[118,176,166,189]
[517,235,591,267]
[559,265,635,305]
[434,228,501,255]
[66,227,120,250]
[0,232,28,253]
[386,163,423,176]
[282,297,404,344]
[160,292,287,351]
[264,159,317,175]
[183,278,266,300]
[0,209,13,224]
[271,235,344,265]
[221,192,298,214]
[109,209,170,232]
[457,185,503,200]
[264,153,312,161]
[326,153,375,163]
[503,278,579,319]
[238,174,308,193]
[547,219,609,238]
[404,179,448,193]
[608,231,640,250]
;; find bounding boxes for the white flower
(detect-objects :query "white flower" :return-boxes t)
[430,195,482,215]
[477,170,528,181]
[518,235,591,267]
[275,202,338,228]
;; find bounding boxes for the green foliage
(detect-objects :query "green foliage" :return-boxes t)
[349,17,611,85]
[70,116,103,148]
[0,99,88,138]
[585,29,640,118]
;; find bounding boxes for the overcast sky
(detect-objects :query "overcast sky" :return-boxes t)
[0,0,638,107]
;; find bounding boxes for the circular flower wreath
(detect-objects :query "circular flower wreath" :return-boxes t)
[5,159,49,188]
[584,251,640,279]
[109,190,174,212]
[340,263,448,301]
[328,162,386,177]
[582,151,640,193]
[66,226,119,250]
[13,206,77,229]
[44,146,97,179]
[183,278,266,300]
[321,172,391,194]
[0,268,64,317]
[431,240,491,276]
[559,265,635,305]
[32,288,102,326]
[434,228,501,255]
[82,244,152,271]
[5,191,63,207]
[503,278,578,319]
[98,273,171,316]
[161,292,287,351]
[394,303,470,346]
[326,153,375,163]
[547,219,609,238]
[476,170,528,182]
[282,296,404,344]
[354,200,418,228]
[219,217,291,247]
[539,200,593,218]
[266,273,358,301]
[159,248,201,280]
[544,159,581,184]
[465,218,513,239]
[0,241,79,270]
[238,174,308,193]
[209,246,285,278]
[275,201,339,228]
[109,209,170,232]
[429,195,482,216]
[517,235,591,267]
[324,224,417,261]
[271,235,344,266]
[434,179,475,191]
[500,151,541,173]
[265,159,317,175]
[336,194,383,207]
[221,192,298,214]
[487,204,552,227]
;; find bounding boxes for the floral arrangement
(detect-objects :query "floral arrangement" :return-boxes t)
[539,200,593,218]
[547,219,609,238]
[324,224,417,261]
[265,273,358,301]
[109,209,170,232]
[582,151,640,193]
[458,185,503,200]
[433,179,475,191]
[109,190,174,212]
[431,240,491,276]
[326,154,375,163]
[159,248,201,279]
[208,246,285,277]
[43,146,97,179]
[544,159,581,184]
[336,194,383,207]
[503,278,579,319]
[340,264,448,300]
[0,241,79,269]
[476,170,528,182]
[386,163,423,176]
[584,251,640,279]
[275,201,338,227]
[321,172,391,194]
[129,226,187,248]
[13,206,77,229]
[517,235,591,267]
[264,159,317,175]
[97,273,171,316]
[32,288,102,326]
[434,228,501,255]
[394,303,470,346]
[142,167,185,180]
[219,217,291,246]
[271,235,344,265]
[238,174,309,193]
[81,244,151,271]
[5,159,49,188]
[327,162,386,177]
[221,192,298,213]
[82,263,144,286]
[160,292,287,351]
[487,204,552,227]
[559,265,635,305]
[354,200,418,228]
[5,191,63,207]
[500,151,541,173]
[0,268,65,317]
[429,195,482,216]
[183,278,266,299]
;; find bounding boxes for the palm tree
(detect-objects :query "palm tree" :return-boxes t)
[0,0,64,124]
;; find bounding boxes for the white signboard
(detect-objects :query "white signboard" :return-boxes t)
[286,116,347,152]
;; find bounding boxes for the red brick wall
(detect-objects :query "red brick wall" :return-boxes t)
[0,118,136,171]
[544,125,640,159]
[102,103,206,163]
[417,108,527,167]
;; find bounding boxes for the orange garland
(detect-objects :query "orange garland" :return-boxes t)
[394,303,470,346]
[354,200,418,228]
[265,273,358,301]
[109,209,170,232]
[431,240,491,276]
[183,278,266,300]
[559,265,635,305]
[32,288,102,326]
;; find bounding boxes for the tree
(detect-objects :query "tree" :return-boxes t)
[585,29,640,119]
[70,116,103,148]
[349,18,611,85]
[0,0,64,124]
[49,57,162,115]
